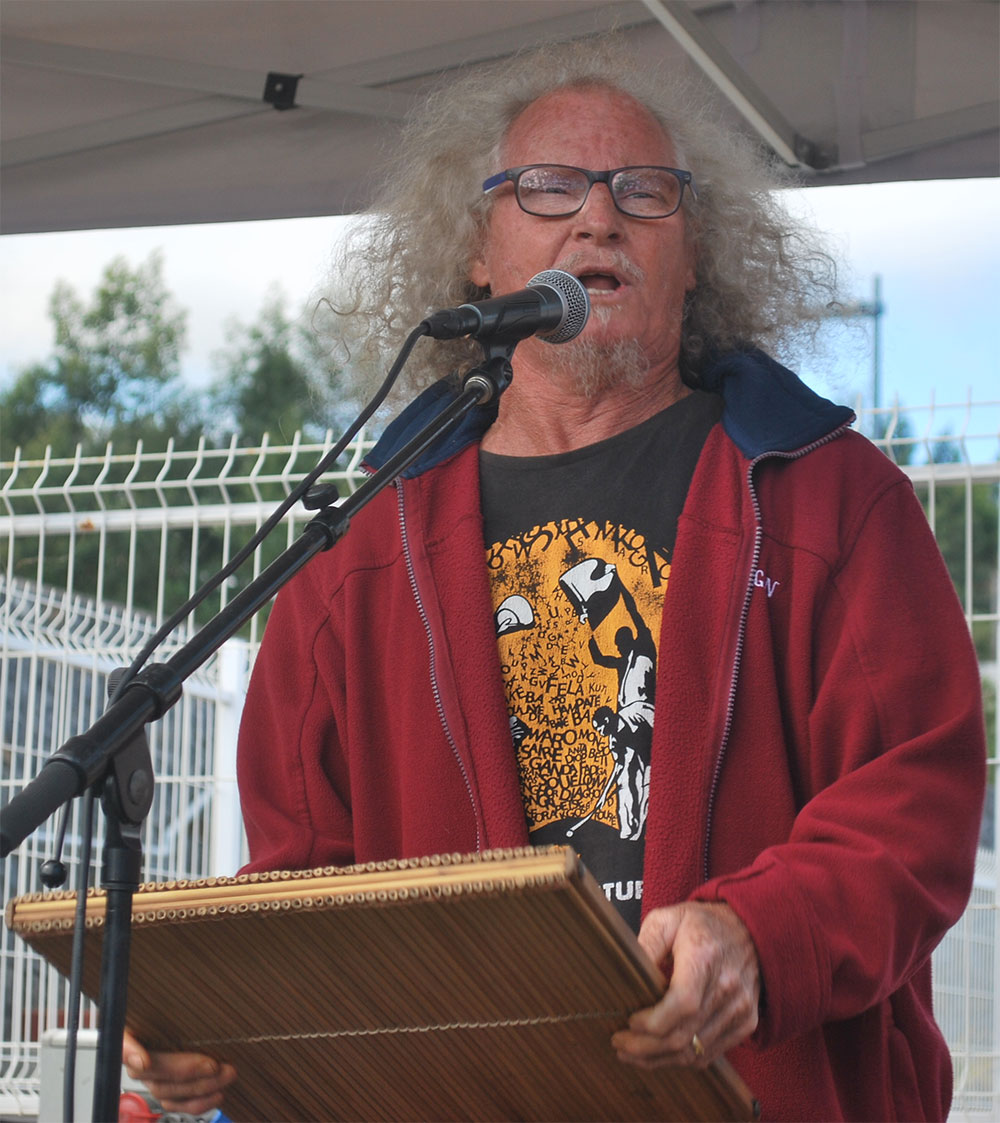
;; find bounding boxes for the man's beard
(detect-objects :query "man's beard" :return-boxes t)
[546,249,650,397]
[544,312,650,399]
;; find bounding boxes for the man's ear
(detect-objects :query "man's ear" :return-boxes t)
[469,256,490,290]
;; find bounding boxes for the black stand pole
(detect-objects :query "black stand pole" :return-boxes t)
[0,355,513,1118]
[92,812,143,1123]
[92,673,156,1123]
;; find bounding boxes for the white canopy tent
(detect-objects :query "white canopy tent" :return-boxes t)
[2,0,997,235]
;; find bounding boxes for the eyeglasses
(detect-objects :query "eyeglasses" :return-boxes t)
[482,164,696,219]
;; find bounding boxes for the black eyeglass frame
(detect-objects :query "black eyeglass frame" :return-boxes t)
[481,164,697,219]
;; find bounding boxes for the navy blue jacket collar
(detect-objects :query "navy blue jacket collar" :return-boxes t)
[700,347,854,458]
[364,348,854,477]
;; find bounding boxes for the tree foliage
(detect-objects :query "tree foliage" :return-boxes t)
[0,254,362,628]
[206,288,354,444]
[0,251,193,457]
[1,257,356,459]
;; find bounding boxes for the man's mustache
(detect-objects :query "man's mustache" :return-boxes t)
[554,249,646,286]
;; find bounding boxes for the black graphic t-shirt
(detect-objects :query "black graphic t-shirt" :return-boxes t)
[480,391,721,931]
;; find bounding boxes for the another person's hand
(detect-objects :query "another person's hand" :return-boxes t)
[123,1029,237,1115]
[612,901,760,1068]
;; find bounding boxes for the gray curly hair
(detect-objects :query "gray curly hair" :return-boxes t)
[323,35,837,393]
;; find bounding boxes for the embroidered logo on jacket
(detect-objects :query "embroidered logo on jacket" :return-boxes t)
[753,568,782,598]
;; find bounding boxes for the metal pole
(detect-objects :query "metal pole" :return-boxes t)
[872,274,884,411]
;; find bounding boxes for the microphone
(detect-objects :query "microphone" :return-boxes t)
[421,269,590,345]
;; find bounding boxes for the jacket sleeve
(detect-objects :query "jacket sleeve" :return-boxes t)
[692,473,986,1047]
[236,561,356,875]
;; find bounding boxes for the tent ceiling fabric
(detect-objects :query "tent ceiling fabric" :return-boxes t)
[1,0,997,234]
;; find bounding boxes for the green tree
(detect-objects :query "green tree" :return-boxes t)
[0,252,209,614]
[922,479,999,645]
[0,251,194,458]
[870,411,915,466]
[917,431,998,650]
[877,418,997,676]
[201,291,361,609]
[207,289,355,444]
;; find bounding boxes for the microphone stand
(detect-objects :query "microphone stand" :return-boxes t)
[0,354,513,1122]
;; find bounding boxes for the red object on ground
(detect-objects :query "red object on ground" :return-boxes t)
[118,1090,162,1122]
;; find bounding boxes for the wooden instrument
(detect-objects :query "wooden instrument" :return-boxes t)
[7,846,758,1121]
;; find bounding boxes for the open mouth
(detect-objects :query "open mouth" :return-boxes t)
[577,272,623,294]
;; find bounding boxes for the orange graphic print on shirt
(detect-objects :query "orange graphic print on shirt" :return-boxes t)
[486,518,668,839]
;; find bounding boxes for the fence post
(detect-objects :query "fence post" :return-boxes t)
[210,638,250,876]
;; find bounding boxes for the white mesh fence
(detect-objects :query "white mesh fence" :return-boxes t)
[0,402,997,1118]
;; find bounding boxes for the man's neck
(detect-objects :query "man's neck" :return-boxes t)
[481,361,692,457]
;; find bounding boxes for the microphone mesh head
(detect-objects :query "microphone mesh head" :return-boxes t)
[527,270,590,344]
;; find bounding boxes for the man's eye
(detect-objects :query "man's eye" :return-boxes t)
[618,179,663,200]
[524,179,575,195]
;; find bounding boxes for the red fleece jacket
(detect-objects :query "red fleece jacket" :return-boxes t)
[237,413,984,1122]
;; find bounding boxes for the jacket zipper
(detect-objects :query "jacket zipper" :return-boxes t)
[395,479,483,851]
[702,422,854,882]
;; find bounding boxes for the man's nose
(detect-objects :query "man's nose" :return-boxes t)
[570,182,624,240]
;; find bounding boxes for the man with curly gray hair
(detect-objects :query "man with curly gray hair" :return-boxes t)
[328,36,837,398]
[127,37,983,1123]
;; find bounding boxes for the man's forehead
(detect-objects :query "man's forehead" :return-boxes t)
[502,85,674,160]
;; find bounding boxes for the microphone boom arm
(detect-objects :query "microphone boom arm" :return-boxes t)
[0,355,512,859]
[0,351,513,1121]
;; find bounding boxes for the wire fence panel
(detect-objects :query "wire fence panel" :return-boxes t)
[1,410,997,1118]
[0,431,374,1117]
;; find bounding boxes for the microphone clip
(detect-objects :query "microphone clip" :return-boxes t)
[462,351,514,405]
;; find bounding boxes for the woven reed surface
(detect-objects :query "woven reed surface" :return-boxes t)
[7,846,757,1121]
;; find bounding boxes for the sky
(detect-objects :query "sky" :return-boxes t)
[1,176,997,453]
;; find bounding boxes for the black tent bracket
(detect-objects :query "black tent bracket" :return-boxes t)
[263,71,301,110]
